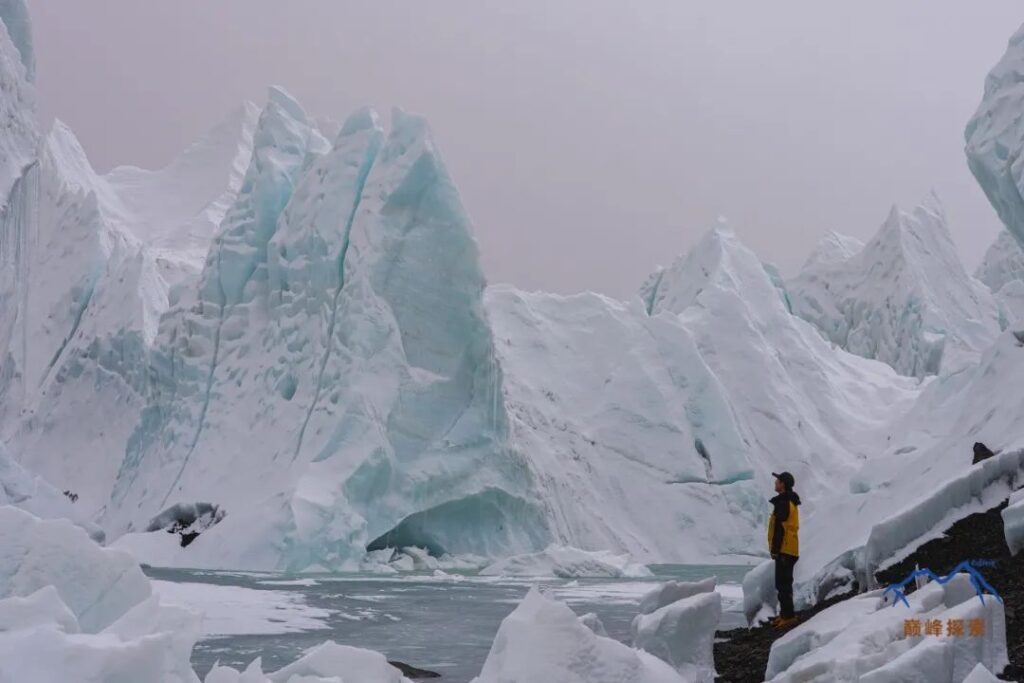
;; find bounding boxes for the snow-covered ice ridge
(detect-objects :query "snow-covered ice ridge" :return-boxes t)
[788,196,1000,378]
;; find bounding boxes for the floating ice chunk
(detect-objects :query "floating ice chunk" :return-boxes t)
[0,506,150,633]
[0,585,78,633]
[389,554,415,572]
[399,546,438,571]
[270,642,407,683]
[963,662,1004,683]
[639,577,716,615]
[742,560,778,625]
[1002,488,1024,556]
[205,642,409,683]
[632,591,721,682]
[765,575,1008,682]
[578,612,608,637]
[472,588,684,683]
[0,510,202,683]
[480,545,653,578]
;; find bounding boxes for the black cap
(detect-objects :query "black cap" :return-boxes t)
[772,472,795,490]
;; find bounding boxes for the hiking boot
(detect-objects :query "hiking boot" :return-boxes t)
[773,616,799,629]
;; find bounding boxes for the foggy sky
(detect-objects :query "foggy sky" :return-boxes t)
[31,1,1024,297]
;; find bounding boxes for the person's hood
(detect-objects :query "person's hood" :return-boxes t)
[771,490,801,505]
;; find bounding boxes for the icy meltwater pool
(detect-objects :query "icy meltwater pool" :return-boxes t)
[147,564,750,682]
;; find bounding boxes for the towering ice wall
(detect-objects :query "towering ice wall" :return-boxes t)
[788,197,1000,378]
[105,93,545,570]
[0,0,32,83]
[0,0,35,204]
[0,1,261,514]
[966,23,1024,251]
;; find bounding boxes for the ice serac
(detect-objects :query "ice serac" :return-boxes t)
[789,197,1000,377]
[976,230,1024,329]
[0,121,166,514]
[966,23,1024,250]
[0,0,33,83]
[647,227,919,511]
[0,0,36,203]
[106,96,544,570]
[483,225,918,564]
[976,230,1024,294]
[105,101,260,288]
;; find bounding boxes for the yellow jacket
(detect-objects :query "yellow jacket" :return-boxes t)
[767,492,800,557]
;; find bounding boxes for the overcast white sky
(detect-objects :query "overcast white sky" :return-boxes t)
[31,1,1024,296]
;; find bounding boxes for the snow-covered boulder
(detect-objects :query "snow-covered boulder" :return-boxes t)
[631,591,721,682]
[765,575,1008,682]
[471,588,684,683]
[639,577,716,615]
[1002,488,1024,556]
[966,23,1024,252]
[788,197,1000,378]
[479,545,652,578]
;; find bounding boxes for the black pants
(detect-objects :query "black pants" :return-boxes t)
[775,553,798,618]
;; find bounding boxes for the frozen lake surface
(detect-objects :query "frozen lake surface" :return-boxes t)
[147,564,751,682]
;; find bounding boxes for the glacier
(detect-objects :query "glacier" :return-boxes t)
[0,0,1019,604]
[788,196,1000,378]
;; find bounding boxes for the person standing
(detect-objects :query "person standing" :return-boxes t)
[768,471,801,628]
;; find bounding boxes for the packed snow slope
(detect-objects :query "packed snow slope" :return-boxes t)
[788,196,1000,378]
